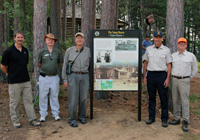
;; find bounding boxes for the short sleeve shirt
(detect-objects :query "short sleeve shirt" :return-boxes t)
[1,44,30,84]
[143,44,172,71]
[142,40,152,55]
[37,47,62,75]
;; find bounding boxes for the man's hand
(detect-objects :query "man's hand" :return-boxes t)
[164,78,169,88]
[143,76,147,84]
[63,82,68,88]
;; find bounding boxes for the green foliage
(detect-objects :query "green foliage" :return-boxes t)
[60,38,73,55]
[198,62,200,72]
[34,95,39,107]
[189,94,199,103]
[181,134,200,140]
[58,86,66,98]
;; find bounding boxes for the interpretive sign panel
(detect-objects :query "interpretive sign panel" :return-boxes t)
[91,30,141,91]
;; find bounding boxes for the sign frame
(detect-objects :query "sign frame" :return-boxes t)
[90,29,142,121]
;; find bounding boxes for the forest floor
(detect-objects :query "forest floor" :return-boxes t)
[0,74,200,140]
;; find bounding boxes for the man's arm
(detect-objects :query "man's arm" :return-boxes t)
[143,60,148,84]
[1,64,8,76]
[164,63,171,88]
[37,63,41,67]
[191,55,198,77]
[142,45,146,50]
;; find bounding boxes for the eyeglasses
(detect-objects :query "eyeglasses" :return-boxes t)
[178,42,186,45]
[49,53,53,60]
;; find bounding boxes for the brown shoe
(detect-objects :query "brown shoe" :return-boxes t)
[30,120,41,126]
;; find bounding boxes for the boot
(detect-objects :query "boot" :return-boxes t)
[182,120,189,132]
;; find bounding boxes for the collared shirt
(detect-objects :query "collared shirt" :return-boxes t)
[171,50,198,77]
[143,44,172,71]
[1,44,30,84]
[62,46,91,82]
[142,40,152,55]
[37,47,62,75]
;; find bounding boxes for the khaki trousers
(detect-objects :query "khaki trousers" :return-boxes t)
[172,77,190,122]
[9,81,36,123]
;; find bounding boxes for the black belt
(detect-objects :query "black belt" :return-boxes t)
[148,71,166,73]
[71,71,88,74]
[40,72,57,77]
[172,75,190,79]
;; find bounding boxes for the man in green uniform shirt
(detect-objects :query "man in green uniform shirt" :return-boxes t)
[37,33,62,122]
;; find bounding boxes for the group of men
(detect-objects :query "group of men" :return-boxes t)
[1,31,90,128]
[143,31,198,132]
[1,30,198,132]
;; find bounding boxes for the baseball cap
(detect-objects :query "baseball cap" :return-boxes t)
[177,38,187,44]
[154,31,163,37]
[146,34,150,38]
[75,32,84,37]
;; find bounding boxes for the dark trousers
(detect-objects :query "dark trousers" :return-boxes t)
[147,71,168,122]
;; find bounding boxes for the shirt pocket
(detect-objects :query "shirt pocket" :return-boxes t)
[182,59,192,68]
[148,52,153,57]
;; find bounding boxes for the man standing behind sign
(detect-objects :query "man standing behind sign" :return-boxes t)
[169,38,198,132]
[62,32,90,127]
[142,34,152,55]
[143,31,172,127]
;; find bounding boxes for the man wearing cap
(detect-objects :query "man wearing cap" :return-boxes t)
[62,32,90,127]
[143,31,172,127]
[142,34,152,55]
[1,30,40,128]
[169,38,198,132]
[37,33,62,122]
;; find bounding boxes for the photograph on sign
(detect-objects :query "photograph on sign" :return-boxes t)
[93,38,139,91]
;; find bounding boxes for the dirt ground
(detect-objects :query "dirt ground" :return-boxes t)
[0,75,200,140]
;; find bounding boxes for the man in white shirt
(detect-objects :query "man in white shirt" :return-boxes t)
[169,37,198,132]
[143,31,172,127]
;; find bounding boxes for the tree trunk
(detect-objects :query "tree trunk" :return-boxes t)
[92,0,96,29]
[72,0,76,45]
[14,0,20,32]
[21,0,27,32]
[114,0,119,29]
[62,0,67,41]
[140,0,145,34]
[50,0,60,49]
[57,0,62,39]
[100,0,117,29]
[166,0,184,112]
[33,0,47,97]
[126,0,130,29]
[0,0,3,55]
[166,0,184,53]
[4,3,8,49]
[81,0,94,48]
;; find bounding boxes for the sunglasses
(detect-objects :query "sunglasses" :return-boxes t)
[49,53,53,60]
[178,42,186,45]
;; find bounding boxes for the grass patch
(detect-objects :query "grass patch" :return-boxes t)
[189,94,199,103]
[181,134,200,140]
[198,62,200,72]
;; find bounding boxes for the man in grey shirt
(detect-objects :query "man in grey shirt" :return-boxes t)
[169,38,198,132]
[62,32,90,127]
